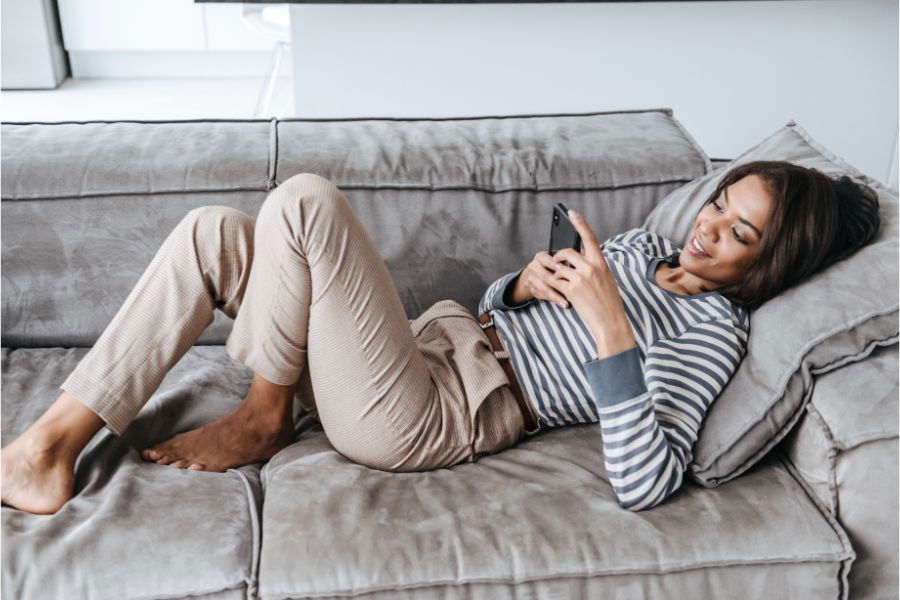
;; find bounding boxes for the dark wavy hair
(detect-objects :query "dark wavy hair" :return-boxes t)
[697,160,882,312]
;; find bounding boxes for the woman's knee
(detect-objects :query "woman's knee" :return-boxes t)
[281,172,336,192]
[180,206,255,264]
[184,206,255,239]
[270,173,348,216]
[187,204,253,224]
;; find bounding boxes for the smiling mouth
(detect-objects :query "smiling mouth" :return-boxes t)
[689,235,711,258]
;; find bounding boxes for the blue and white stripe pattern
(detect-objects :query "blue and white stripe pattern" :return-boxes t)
[478,227,750,511]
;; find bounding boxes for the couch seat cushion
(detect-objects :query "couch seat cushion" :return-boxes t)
[257,424,853,600]
[2,346,267,600]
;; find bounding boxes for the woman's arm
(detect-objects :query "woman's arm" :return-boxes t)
[479,250,572,314]
[583,317,746,511]
[478,267,537,314]
[503,271,534,306]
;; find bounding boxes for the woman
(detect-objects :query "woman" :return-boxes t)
[0,161,880,515]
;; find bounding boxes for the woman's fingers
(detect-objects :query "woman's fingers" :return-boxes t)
[553,248,589,271]
[567,210,602,261]
[538,278,569,308]
[536,251,561,272]
[525,252,569,307]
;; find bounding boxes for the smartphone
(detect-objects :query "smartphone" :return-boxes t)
[549,202,583,260]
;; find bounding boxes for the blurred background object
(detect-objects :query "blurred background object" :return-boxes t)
[241,4,291,117]
[1,0,70,89]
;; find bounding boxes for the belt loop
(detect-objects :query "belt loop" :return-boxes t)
[479,312,506,359]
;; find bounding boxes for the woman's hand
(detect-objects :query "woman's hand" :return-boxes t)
[549,210,637,358]
[509,251,572,309]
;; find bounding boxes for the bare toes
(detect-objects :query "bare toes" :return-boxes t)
[170,459,191,469]
[188,463,205,471]
[156,455,176,465]
[142,449,160,461]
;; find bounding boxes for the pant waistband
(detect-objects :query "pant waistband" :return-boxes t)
[477,311,541,435]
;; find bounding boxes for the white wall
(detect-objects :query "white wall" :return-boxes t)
[290,0,899,188]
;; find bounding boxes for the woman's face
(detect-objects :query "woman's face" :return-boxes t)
[681,174,775,288]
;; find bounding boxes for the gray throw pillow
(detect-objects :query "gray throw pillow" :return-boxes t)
[643,120,899,488]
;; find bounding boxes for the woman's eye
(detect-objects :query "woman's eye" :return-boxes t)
[712,201,748,244]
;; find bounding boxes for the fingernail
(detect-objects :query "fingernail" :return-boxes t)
[568,209,576,218]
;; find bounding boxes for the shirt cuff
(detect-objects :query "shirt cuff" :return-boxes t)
[583,345,648,408]
[492,268,537,310]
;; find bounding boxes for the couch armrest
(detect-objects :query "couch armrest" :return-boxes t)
[779,342,898,600]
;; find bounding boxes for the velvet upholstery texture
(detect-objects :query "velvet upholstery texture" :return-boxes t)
[1,110,709,348]
[257,425,852,600]
[642,120,900,489]
[781,342,899,600]
[1,111,874,600]
[1,346,266,600]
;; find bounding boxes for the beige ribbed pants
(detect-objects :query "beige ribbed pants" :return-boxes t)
[60,173,528,472]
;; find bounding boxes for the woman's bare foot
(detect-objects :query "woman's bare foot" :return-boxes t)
[1,436,77,515]
[141,373,296,472]
[1,391,104,515]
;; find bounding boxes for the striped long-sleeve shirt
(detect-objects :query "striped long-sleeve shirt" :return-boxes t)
[477,227,750,511]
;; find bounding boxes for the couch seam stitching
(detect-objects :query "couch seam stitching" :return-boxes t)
[232,468,262,600]
[804,404,841,515]
[775,449,855,600]
[1,176,703,203]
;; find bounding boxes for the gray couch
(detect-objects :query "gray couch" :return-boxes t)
[2,109,896,600]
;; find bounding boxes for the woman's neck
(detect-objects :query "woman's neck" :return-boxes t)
[655,260,714,296]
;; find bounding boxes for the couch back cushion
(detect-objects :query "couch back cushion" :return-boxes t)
[643,120,899,488]
[2,109,710,347]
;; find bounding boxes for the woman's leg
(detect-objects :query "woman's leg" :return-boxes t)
[223,173,463,472]
[146,172,464,472]
[1,171,469,514]
[1,205,291,514]
[0,392,103,515]
[144,172,458,472]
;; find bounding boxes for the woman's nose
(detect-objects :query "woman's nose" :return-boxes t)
[700,217,727,241]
